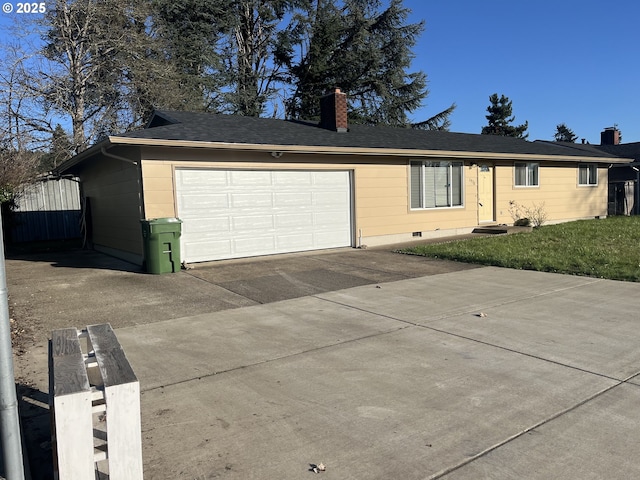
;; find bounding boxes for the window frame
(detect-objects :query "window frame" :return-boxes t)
[514,162,539,187]
[410,160,464,210]
[578,164,598,186]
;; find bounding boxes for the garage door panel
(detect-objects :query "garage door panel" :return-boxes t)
[316,231,351,245]
[315,210,350,226]
[276,233,315,250]
[184,218,231,234]
[231,215,275,231]
[229,171,272,186]
[275,213,313,228]
[313,171,347,185]
[176,169,352,262]
[273,171,313,186]
[274,192,313,207]
[185,240,232,259]
[177,169,228,186]
[234,236,276,254]
[230,192,274,208]
[181,194,230,211]
[314,191,350,206]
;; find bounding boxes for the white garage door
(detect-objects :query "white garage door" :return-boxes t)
[175,169,353,263]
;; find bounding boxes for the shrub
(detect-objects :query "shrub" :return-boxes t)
[508,200,548,228]
[525,202,549,228]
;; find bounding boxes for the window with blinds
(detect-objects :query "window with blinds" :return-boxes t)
[410,161,463,209]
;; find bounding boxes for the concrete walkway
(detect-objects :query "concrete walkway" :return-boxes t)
[118,267,640,479]
[7,248,640,479]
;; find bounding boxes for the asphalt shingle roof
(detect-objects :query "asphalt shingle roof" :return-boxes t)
[594,142,640,161]
[115,110,623,160]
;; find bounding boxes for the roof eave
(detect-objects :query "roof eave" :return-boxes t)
[110,136,631,164]
[55,138,113,174]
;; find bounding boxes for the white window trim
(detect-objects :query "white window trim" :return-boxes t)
[514,162,539,187]
[410,160,464,210]
[578,164,598,186]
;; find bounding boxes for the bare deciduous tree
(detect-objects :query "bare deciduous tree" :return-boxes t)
[222,0,300,116]
[0,45,44,202]
[35,0,127,152]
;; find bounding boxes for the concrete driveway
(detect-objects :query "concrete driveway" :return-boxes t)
[6,246,640,479]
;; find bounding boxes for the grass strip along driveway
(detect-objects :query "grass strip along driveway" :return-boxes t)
[400,216,640,282]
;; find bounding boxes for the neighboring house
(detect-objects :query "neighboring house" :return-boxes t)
[592,127,640,216]
[56,89,631,266]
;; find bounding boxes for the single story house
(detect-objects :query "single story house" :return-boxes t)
[56,89,631,266]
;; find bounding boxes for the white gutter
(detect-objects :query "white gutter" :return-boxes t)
[101,147,138,165]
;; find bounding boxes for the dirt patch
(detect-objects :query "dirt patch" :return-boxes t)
[7,300,54,480]
[10,302,38,356]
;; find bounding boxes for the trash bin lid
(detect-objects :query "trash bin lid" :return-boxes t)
[144,217,182,224]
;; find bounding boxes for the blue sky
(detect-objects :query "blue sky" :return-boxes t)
[1,0,638,144]
[405,0,640,143]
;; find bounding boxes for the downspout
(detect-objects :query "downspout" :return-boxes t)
[100,146,138,166]
[0,209,26,480]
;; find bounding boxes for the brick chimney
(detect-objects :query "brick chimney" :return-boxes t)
[600,127,620,145]
[320,88,348,132]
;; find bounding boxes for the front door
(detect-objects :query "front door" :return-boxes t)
[478,164,494,223]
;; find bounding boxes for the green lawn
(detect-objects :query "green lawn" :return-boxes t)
[400,216,640,282]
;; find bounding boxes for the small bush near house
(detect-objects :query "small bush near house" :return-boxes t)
[513,217,531,227]
[399,216,640,282]
[508,200,548,227]
[525,202,549,228]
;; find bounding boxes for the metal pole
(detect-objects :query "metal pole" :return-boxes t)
[0,208,25,479]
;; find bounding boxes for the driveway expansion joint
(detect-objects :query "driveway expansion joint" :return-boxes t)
[315,283,623,384]
[140,324,412,394]
[427,373,638,479]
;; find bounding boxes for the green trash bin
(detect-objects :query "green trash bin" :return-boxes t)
[141,217,182,274]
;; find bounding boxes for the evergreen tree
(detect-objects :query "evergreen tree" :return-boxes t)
[40,124,73,171]
[411,103,456,131]
[286,0,342,120]
[221,0,300,117]
[287,0,436,127]
[10,0,457,147]
[554,123,578,142]
[152,0,232,113]
[481,93,528,139]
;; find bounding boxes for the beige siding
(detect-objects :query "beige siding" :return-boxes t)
[78,149,143,263]
[139,147,609,249]
[356,164,410,236]
[140,163,175,219]
[494,163,608,224]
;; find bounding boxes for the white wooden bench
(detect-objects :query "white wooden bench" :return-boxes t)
[49,324,143,479]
